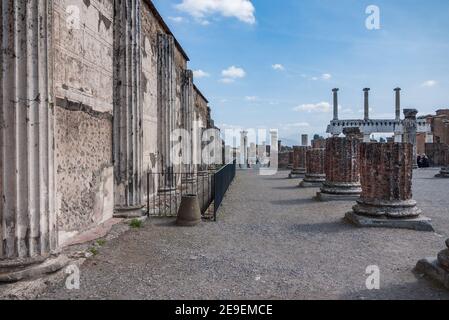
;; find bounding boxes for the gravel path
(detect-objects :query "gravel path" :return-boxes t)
[41,168,449,300]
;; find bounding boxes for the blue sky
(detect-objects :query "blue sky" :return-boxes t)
[153,0,449,145]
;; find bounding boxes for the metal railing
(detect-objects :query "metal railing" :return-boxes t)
[146,162,236,221]
[213,161,236,220]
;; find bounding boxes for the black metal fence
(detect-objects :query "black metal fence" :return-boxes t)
[213,161,236,220]
[146,162,236,221]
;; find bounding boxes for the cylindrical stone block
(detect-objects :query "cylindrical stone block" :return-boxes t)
[300,148,325,187]
[319,132,361,197]
[353,143,421,218]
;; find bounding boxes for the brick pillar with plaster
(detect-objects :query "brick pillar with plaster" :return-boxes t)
[289,146,308,178]
[345,142,433,231]
[316,128,362,201]
[300,148,325,187]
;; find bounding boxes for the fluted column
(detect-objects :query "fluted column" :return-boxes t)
[157,34,177,191]
[181,70,194,180]
[113,0,144,216]
[0,0,67,282]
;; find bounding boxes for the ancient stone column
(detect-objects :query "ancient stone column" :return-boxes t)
[300,149,326,187]
[157,33,177,191]
[416,239,449,289]
[346,142,433,231]
[332,88,339,121]
[289,146,308,178]
[0,1,68,282]
[113,0,144,217]
[394,88,401,121]
[403,109,418,169]
[269,130,278,169]
[240,131,248,168]
[317,128,362,201]
[181,70,195,181]
[363,88,370,121]
[301,134,308,147]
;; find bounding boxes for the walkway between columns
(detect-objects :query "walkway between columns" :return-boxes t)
[40,169,449,299]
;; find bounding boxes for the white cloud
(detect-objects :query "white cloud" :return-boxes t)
[321,73,332,80]
[168,16,186,23]
[293,102,331,113]
[193,69,210,78]
[421,80,437,87]
[220,66,246,83]
[272,64,285,71]
[176,0,256,25]
[245,96,257,101]
[222,66,246,78]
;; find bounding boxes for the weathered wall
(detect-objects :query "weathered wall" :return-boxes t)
[53,0,114,244]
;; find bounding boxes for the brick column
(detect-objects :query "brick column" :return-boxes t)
[416,239,449,289]
[289,146,308,178]
[403,109,418,169]
[317,128,362,201]
[300,148,325,187]
[0,1,68,282]
[346,142,433,231]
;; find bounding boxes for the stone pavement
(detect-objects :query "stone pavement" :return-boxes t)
[39,168,449,300]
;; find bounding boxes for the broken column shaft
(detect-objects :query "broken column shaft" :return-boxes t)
[300,148,326,188]
[416,239,449,289]
[345,142,433,231]
[317,128,362,201]
[403,109,419,169]
[289,146,308,178]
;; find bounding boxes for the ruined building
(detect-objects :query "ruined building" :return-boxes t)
[0,0,217,280]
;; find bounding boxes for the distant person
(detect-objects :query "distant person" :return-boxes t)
[417,155,422,168]
[422,155,430,168]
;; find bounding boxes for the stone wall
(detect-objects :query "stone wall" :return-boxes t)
[426,143,449,166]
[53,0,115,243]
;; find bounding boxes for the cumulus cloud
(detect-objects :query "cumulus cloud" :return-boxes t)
[176,0,256,24]
[220,66,246,83]
[421,80,437,87]
[193,69,210,78]
[272,64,285,71]
[245,96,258,101]
[293,102,331,113]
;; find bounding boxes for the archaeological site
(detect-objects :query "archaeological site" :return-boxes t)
[1,0,449,309]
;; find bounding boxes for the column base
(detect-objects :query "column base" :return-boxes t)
[435,168,449,178]
[0,254,69,283]
[113,205,146,218]
[299,174,325,188]
[415,258,449,290]
[344,211,434,232]
[316,181,361,201]
[289,168,306,179]
[352,199,422,218]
